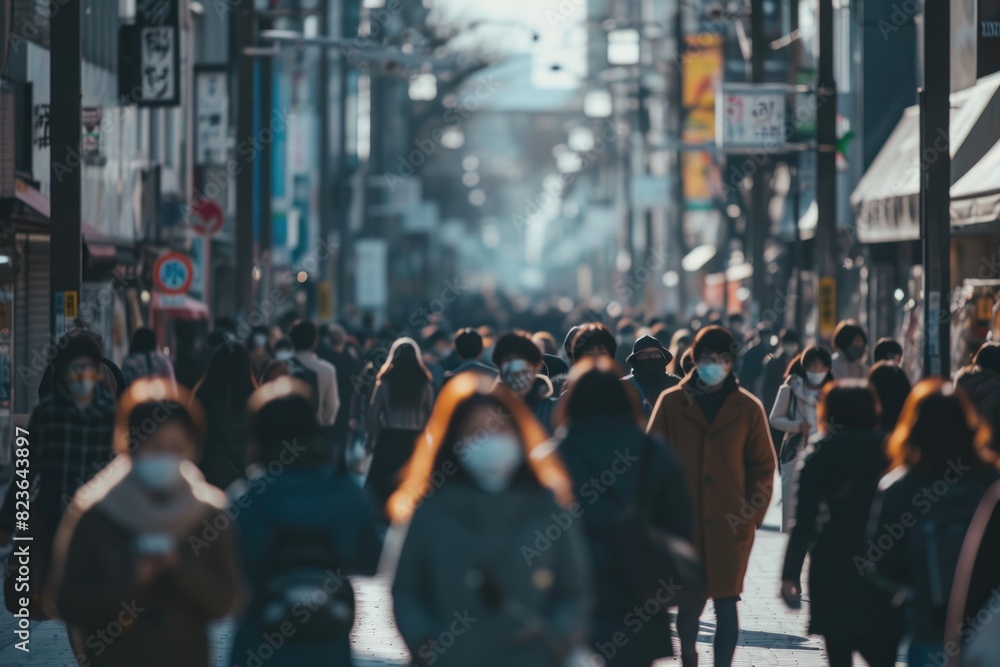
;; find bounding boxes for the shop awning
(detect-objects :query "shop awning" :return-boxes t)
[13,178,120,247]
[951,137,1000,228]
[151,293,209,320]
[851,73,1000,243]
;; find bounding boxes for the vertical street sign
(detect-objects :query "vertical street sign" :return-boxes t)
[119,0,181,107]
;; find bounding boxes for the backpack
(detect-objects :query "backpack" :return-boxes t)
[259,525,355,641]
[286,356,320,414]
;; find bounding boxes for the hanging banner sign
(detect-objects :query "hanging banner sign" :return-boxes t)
[717,84,787,153]
[119,0,180,106]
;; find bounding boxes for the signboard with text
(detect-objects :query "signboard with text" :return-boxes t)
[118,0,180,107]
[718,84,787,153]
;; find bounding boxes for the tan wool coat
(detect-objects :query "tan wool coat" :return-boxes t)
[647,375,776,598]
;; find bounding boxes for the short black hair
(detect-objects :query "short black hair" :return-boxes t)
[569,323,618,361]
[974,342,1000,374]
[274,338,294,353]
[492,332,542,367]
[779,328,800,345]
[454,328,484,361]
[289,319,318,351]
[833,319,867,352]
[819,379,880,430]
[253,394,326,465]
[129,327,158,354]
[423,326,451,348]
[873,337,903,362]
[616,318,638,336]
[691,325,738,362]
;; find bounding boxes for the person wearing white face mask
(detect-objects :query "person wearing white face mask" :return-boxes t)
[492,332,559,434]
[385,374,592,667]
[46,379,239,666]
[769,345,834,532]
[0,336,117,593]
[646,325,776,667]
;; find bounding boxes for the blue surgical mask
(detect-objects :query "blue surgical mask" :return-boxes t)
[806,371,828,386]
[67,379,96,398]
[696,363,727,387]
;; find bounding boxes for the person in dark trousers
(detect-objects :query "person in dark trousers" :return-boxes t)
[557,357,692,666]
[443,327,498,383]
[192,344,258,492]
[873,338,903,365]
[866,379,1000,666]
[122,327,176,386]
[868,361,912,432]
[620,335,681,418]
[956,341,1000,453]
[780,380,901,667]
[229,378,381,666]
[47,379,238,667]
[493,331,559,433]
[0,335,117,603]
[364,337,435,517]
[385,374,591,667]
[318,323,363,471]
[738,322,773,398]
[646,325,776,667]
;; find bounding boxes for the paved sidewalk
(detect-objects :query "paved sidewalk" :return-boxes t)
[0,474,907,665]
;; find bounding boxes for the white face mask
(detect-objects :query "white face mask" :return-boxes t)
[67,379,97,398]
[696,363,727,387]
[275,350,294,361]
[806,371,828,386]
[132,453,184,492]
[252,333,267,348]
[460,434,524,493]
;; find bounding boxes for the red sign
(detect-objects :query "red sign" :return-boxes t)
[153,251,194,296]
[190,198,224,236]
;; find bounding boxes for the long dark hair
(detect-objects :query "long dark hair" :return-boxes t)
[377,337,432,410]
[868,362,912,432]
[193,344,259,416]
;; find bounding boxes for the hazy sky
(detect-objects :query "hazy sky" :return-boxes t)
[434,0,588,87]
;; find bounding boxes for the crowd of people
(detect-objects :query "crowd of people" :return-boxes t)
[1,308,999,667]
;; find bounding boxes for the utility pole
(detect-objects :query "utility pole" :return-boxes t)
[235,3,256,319]
[815,0,838,343]
[920,0,951,377]
[317,0,333,320]
[50,0,82,339]
[749,0,768,320]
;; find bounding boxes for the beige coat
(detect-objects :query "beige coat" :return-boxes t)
[647,375,776,598]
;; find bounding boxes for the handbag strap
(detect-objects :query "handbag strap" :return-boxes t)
[786,385,798,421]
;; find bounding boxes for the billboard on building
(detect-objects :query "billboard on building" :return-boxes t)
[682,34,723,211]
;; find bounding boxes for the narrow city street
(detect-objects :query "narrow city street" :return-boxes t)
[0,477,907,666]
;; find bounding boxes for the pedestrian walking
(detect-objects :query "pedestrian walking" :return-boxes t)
[955,341,1000,451]
[122,327,176,386]
[646,325,776,667]
[780,380,901,667]
[568,323,618,362]
[246,326,273,382]
[769,345,833,531]
[761,328,800,418]
[288,319,342,431]
[319,323,364,467]
[866,379,1000,666]
[385,374,592,667]
[46,379,239,666]
[38,328,127,400]
[444,327,499,383]
[192,344,258,492]
[831,320,869,379]
[556,357,692,666]
[620,334,681,418]
[0,335,117,617]
[493,331,558,432]
[228,377,381,666]
[364,337,435,517]
[868,361,912,432]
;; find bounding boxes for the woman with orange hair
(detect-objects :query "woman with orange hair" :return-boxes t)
[867,378,1000,666]
[47,379,240,666]
[384,373,592,667]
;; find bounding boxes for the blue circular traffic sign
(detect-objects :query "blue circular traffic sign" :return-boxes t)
[153,251,194,295]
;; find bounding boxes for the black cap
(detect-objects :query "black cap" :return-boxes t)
[626,335,673,366]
